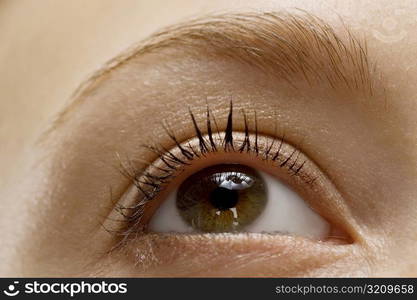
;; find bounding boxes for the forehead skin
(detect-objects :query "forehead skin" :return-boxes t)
[0,0,417,276]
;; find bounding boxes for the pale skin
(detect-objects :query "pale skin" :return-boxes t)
[1,0,417,277]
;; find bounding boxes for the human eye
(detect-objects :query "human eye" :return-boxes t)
[114,103,349,243]
[150,163,329,238]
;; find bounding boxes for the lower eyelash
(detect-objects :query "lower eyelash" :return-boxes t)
[112,101,317,243]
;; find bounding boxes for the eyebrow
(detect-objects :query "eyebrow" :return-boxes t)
[48,11,380,134]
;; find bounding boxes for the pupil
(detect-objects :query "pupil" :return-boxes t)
[209,187,239,210]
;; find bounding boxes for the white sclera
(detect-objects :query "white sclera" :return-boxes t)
[149,188,193,233]
[245,172,330,238]
[148,170,330,239]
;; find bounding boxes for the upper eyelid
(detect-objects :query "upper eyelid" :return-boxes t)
[39,10,384,144]
[120,104,313,198]
[112,105,358,243]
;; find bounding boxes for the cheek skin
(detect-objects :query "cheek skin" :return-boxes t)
[91,233,368,277]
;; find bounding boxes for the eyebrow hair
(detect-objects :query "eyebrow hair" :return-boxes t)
[48,11,380,134]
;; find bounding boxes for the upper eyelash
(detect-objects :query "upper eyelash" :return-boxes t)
[111,101,316,242]
[140,101,279,183]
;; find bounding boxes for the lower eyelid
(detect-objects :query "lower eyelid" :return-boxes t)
[111,232,359,276]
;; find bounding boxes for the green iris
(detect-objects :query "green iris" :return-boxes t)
[176,164,267,232]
